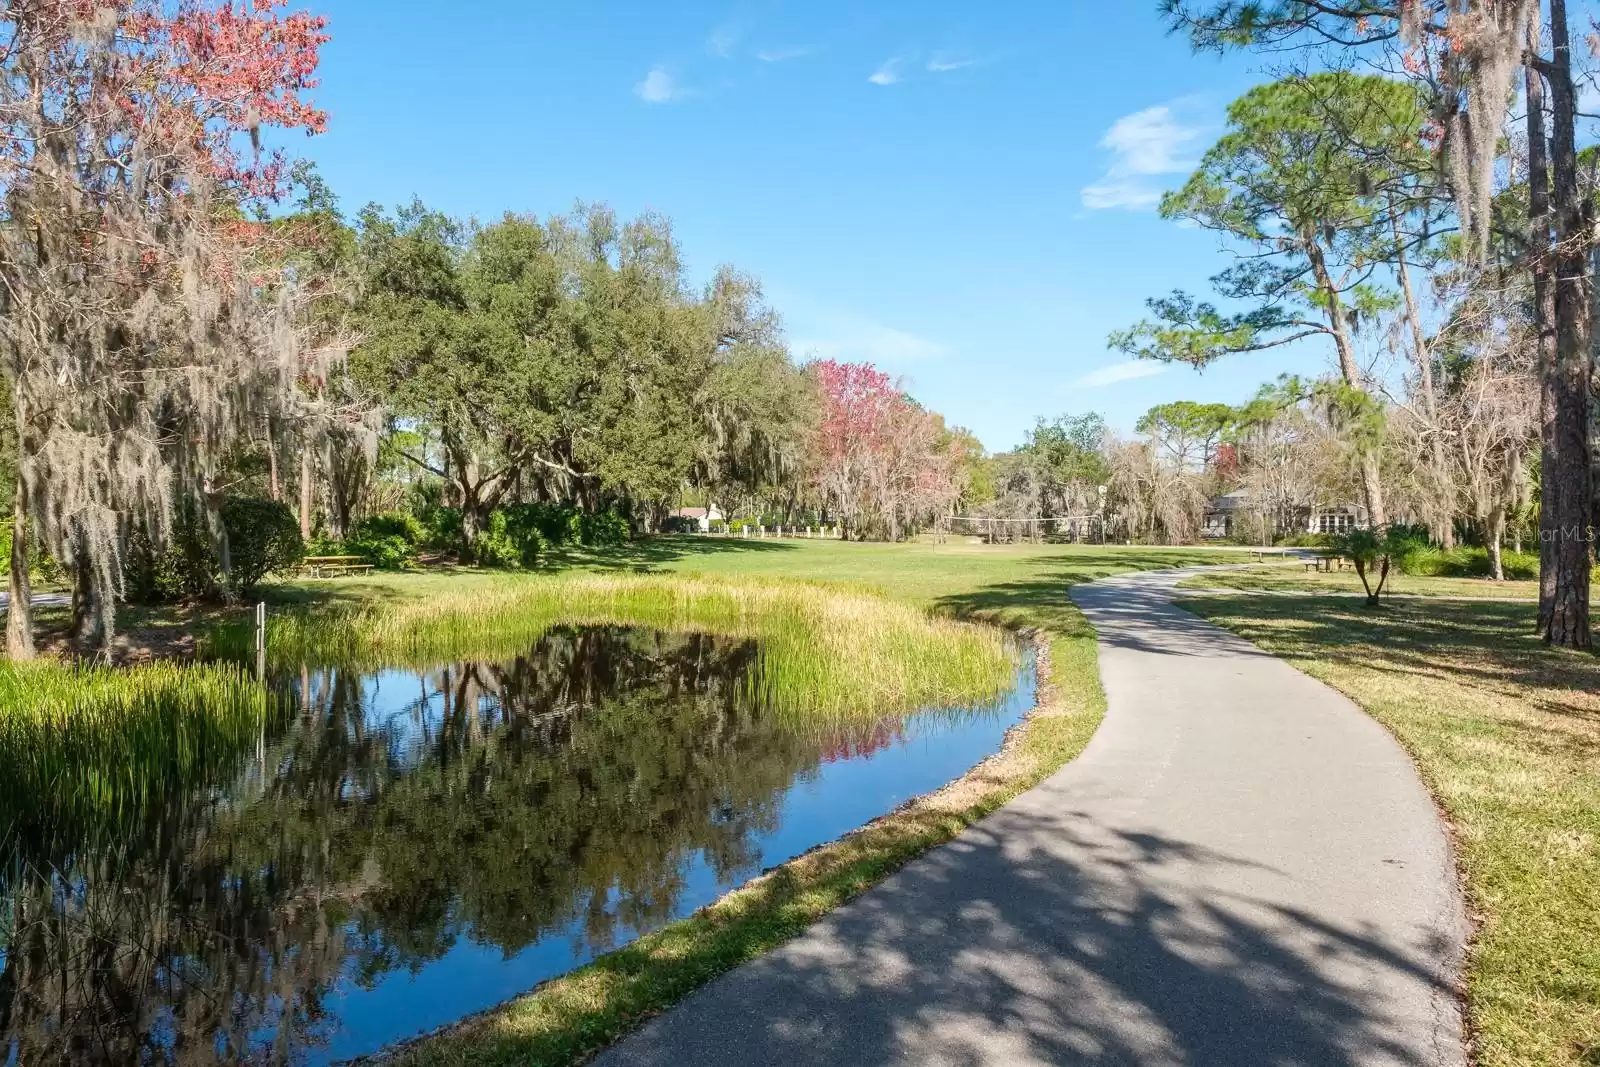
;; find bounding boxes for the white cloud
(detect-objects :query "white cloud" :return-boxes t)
[1070,360,1168,388]
[927,53,980,73]
[868,58,903,86]
[757,46,810,62]
[1080,102,1209,212]
[793,318,947,366]
[634,67,686,104]
[708,24,740,57]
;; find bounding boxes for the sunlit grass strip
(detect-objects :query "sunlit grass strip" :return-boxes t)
[208,574,1017,721]
[363,628,1102,1067]
[0,661,270,854]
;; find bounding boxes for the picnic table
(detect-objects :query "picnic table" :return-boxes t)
[299,555,373,579]
[1303,554,1350,574]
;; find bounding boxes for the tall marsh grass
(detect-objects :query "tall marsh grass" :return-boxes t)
[207,574,1018,721]
[0,661,270,855]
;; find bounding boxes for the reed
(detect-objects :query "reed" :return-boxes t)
[206,574,1017,721]
[0,660,271,855]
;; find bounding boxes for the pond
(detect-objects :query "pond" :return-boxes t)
[1,625,1033,1066]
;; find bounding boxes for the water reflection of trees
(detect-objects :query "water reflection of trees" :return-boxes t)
[2,627,879,1065]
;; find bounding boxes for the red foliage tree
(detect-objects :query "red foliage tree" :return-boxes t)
[809,359,963,540]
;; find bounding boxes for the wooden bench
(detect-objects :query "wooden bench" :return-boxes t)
[299,555,374,579]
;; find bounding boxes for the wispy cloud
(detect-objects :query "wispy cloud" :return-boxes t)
[757,46,811,62]
[927,53,981,73]
[868,58,903,86]
[1081,101,1209,211]
[707,24,740,58]
[1071,360,1167,389]
[793,318,947,366]
[635,67,688,104]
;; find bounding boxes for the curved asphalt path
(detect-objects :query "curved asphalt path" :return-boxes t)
[596,566,1467,1066]
[0,591,68,613]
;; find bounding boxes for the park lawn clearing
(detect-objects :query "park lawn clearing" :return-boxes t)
[1180,594,1600,1067]
[1177,563,1540,600]
[349,540,1228,1065]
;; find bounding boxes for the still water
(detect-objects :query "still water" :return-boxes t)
[1,626,1032,1065]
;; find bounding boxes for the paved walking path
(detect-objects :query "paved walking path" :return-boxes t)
[596,567,1468,1067]
[0,591,68,613]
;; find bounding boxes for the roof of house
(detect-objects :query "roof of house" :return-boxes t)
[1206,490,1253,511]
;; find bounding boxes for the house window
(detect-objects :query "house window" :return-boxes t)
[1317,513,1353,534]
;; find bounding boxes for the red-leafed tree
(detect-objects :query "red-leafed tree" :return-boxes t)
[809,359,963,540]
[1,0,331,656]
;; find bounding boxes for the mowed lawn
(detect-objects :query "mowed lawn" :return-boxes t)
[1181,593,1600,1067]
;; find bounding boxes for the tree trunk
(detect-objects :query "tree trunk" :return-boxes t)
[5,477,35,661]
[1488,504,1506,582]
[1527,24,1558,630]
[70,556,89,641]
[299,442,315,542]
[1541,0,1594,650]
[71,563,108,658]
[1307,238,1388,529]
[267,423,281,503]
[206,490,235,601]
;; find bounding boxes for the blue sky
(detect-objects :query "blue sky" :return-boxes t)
[297,0,1337,452]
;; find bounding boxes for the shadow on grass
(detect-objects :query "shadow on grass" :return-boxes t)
[1183,594,1599,732]
[542,535,798,573]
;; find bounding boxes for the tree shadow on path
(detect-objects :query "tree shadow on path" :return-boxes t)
[603,808,1454,1066]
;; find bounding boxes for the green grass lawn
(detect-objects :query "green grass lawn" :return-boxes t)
[1180,594,1599,1067]
[1177,562,1541,600]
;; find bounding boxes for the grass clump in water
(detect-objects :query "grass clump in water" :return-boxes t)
[208,573,1017,721]
[0,661,271,854]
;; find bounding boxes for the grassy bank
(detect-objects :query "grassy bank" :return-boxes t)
[208,572,1016,723]
[352,540,1225,1065]
[1178,563,1540,600]
[1180,594,1599,1067]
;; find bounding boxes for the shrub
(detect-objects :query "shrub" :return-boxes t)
[476,508,544,569]
[503,502,581,545]
[1423,545,1539,580]
[127,497,301,601]
[355,511,427,547]
[1384,524,1437,575]
[346,534,415,570]
[423,507,465,555]
[221,498,304,594]
[580,507,630,547]
[126,504,216,603]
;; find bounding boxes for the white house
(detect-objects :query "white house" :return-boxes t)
[669,506,725,532]
[1203,490,1370,539]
